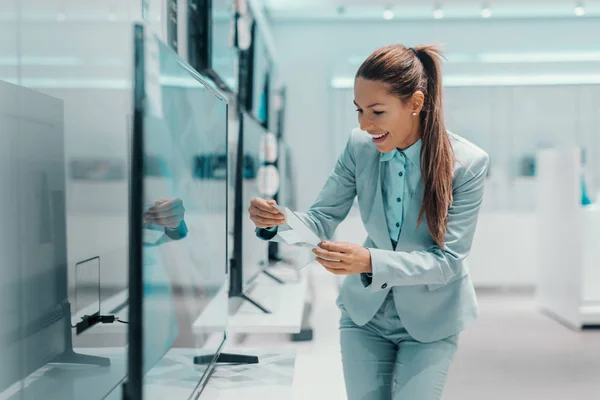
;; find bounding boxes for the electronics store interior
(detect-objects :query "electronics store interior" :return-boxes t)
[1,1,600,399]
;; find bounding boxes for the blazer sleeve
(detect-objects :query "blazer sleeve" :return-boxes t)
[255,133,357,242]
[369,152,490,291]
[164,220,188,241]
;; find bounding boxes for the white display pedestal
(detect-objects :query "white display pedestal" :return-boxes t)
[536,147,600,329]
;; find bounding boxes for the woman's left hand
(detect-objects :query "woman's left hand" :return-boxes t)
[312,241,372,275]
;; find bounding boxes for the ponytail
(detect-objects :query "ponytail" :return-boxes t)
[413,45,454,247]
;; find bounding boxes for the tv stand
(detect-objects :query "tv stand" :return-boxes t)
[193,352,258,365]
[55,302,111,366]
[233,293,271,314]
[262,269,286,285]
[52,348,111,366]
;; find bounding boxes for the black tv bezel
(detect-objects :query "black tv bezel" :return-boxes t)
[125,23,145,400]
[187,0,237,94]
[237,19,256,113]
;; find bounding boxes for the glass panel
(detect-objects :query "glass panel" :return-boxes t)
[136,29,229,399]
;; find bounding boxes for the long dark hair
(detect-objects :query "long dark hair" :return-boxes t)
[356,44,454,246]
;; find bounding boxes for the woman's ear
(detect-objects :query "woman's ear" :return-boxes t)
[411,91,425,113]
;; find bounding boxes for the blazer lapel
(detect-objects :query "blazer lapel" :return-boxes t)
[365,157,394,251]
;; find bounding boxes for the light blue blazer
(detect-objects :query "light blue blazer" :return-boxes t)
[263,129,489,343]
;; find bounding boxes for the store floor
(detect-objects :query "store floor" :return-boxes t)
[231,268,600,400]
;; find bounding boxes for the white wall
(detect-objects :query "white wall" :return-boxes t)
[271,17,600,211]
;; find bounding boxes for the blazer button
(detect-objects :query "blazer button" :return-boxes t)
[381,283,388,289]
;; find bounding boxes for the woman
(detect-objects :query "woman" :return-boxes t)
[250,44,489,400]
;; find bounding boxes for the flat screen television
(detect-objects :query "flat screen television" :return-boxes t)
[230,111,268,303]
[125,24,230,400]
[0,81,115,399]
[187,0,237,93]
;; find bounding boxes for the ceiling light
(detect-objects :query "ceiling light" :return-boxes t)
[575,5,585,16]
[383,6,394,20]
[481,7,492,18]
[433,5,444,19]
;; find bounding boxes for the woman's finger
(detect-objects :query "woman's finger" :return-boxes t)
[150,199,181,212]
[250,207,286,222]
[153,217,181,227]
[312,247,346,262]
[250,215,284,228]
[319,241,352,253]
[148,209,181,219]
[322,265,348,275]
[251,197,283,216]
[315,257,347,272]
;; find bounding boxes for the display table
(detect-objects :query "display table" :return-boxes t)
[3,347,296,400]
[139,348,296,400]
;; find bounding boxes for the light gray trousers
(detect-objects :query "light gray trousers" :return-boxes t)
[339,292,458,400]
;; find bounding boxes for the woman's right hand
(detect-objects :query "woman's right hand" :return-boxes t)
[249,197,286,229]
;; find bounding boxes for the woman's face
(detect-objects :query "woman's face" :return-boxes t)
[353,77,421,152]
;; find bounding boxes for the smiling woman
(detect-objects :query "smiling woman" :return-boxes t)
[251,43,489,400]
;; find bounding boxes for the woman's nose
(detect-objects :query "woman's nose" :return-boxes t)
[359,116,374,132]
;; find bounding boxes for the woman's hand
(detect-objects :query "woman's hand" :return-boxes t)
[312,241,372,275]
[249,197,286,229]
[144,198,185,229]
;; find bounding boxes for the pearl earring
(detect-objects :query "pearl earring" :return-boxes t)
[412,112,417,116]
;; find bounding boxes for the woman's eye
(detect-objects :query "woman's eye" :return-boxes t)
[373,111,384,116]
[355,109,363,113]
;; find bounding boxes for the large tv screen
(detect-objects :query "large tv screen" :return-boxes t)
[127,25,228,400]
